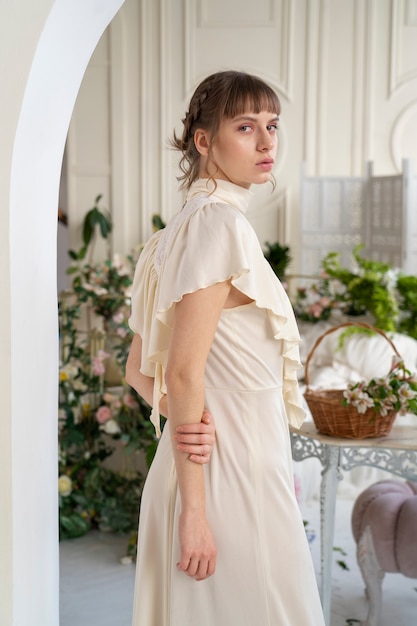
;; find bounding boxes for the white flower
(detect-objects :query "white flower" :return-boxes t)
[59,363,79,382]
[399,383,416,400]
[120,556,133,565]
[100,418,121,435]
[103,392,118,403]
[384,268,400,290]
[58,408,67,421]
[355,396,375,413]
[58,448,66,464]
[58,475,72,497]
[93,287,108,296]
[113,254,130,276]
[379,403,391,417]
[72,379,88,392]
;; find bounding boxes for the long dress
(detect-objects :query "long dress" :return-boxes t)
[129,178,325,626]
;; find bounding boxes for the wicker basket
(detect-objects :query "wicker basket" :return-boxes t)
[304,321,399,439]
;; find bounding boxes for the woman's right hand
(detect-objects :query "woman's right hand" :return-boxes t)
[173,410,216,464]
[176,508,217,581]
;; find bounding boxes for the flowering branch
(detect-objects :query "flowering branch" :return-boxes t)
[343,356,417,418]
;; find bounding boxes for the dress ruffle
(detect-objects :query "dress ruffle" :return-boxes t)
[129,179,306,435]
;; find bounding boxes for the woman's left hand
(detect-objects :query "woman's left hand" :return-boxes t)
[173,410,215,464]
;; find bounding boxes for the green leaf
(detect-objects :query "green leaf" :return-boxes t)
[60,512,90,539]
[152,213,166,231]
[82,216,94,246]
[97,211,112,239]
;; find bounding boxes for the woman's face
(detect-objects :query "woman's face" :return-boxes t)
[200,110,279,189]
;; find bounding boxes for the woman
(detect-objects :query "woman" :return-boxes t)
[126,70,324,626]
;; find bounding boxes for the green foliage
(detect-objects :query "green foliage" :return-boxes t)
[263,241,292,280]
[396,275,417,339]
[321,245,399,332]
[293,246,417,341]
[152,213,166,231]
[58,197,157,550]
[82,194,112,246]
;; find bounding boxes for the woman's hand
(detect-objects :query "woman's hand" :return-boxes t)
[177,508,217,581]
[173,410,215,464]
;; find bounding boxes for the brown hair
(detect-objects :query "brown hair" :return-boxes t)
[171,70,281,190]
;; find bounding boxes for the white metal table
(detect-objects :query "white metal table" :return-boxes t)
[290,422,417,625]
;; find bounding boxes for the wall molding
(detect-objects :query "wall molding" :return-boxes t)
[389,0,417,96]
[184,0,293,100]
[390,99,417,171]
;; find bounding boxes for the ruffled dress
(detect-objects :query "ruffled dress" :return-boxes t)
[129,179,324,626]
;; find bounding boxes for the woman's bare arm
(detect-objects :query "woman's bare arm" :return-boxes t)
[125,333,215,464]
[165,279,231,581]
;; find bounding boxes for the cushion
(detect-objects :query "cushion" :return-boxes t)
[352,480,417,577]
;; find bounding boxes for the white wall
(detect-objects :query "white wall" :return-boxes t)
[64,0,417,273]
[0,1,125,623]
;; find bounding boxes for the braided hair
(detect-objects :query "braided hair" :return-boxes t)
[171,71,281,190]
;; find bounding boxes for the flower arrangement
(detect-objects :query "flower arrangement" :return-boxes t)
[58,197,157,548]
[58,309,154,541]
[321,245,399,332]
[343,356,417,418]
[293,273,343,323]
[68,252,136,321]
[293,245,417,339]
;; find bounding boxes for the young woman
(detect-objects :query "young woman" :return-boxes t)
[126,70,324,626]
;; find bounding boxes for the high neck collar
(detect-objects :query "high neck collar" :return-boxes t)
[186,178,254,214]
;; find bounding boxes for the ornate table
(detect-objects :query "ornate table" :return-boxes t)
[290,422,417,626]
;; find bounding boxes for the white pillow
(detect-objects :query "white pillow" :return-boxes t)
[333,331,417,380]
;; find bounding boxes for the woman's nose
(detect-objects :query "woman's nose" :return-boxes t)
[257,130,275,151]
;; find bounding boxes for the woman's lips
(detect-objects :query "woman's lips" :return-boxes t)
[256,158,274,171]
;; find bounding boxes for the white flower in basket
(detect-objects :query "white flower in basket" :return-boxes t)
[343,356,417,418]
[304,322,417,439]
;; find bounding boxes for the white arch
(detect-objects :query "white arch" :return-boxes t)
[0,1,125,623]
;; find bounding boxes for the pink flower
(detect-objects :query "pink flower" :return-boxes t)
[92,358,106,376]
[319,296,331,307]
[117,327,128,338]
[112,312,125,324]
[96,405,113,424]
[123,393,138,410]
[308,303,324,318]
[92,350,110,376]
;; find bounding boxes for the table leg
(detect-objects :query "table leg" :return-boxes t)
[320,445,340,625]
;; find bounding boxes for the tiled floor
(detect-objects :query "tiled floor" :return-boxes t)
[60,498,416,625]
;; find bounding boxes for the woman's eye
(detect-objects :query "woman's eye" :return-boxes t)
[239,125,252,132]
[267,124,279,132]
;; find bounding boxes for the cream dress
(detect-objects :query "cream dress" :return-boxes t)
[129,179,325,626]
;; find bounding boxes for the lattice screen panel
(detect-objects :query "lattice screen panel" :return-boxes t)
[299,159,416,275]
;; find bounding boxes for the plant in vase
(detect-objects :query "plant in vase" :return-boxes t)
[321,245,399,332]
[263,240,292,281]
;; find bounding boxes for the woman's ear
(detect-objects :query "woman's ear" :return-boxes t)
[194,129,210,156]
